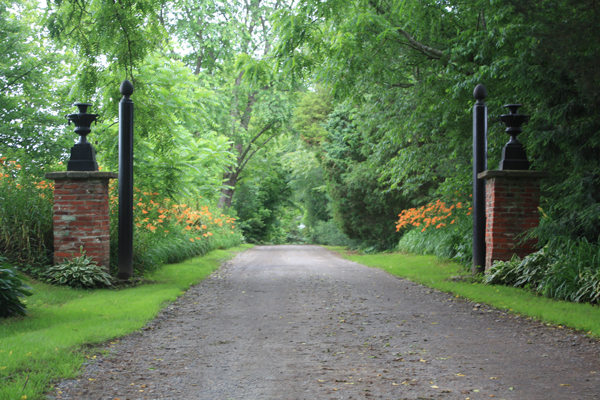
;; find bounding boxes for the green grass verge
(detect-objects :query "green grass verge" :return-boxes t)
[0,244,253,400]
[328,247,600,338]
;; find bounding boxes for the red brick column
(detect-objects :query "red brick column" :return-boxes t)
[45,171,117,269]
[478,170,550,270]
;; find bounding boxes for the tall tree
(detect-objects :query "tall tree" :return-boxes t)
[0,0,71,166]
[92,54,236,200]
[167,0,296,208]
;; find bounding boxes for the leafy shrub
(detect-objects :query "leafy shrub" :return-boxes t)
[232,163,293,244]
[46,250,114,289]
[484,238,600,303]
[310,219,352,246]
[0,159,53,276]
[319,103,406,250]
[0,256,33,318]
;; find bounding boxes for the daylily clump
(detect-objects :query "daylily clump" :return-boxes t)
[108,181,237,244]
[396,199,472,233]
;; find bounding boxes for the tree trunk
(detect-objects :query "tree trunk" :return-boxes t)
[218,169,239,209]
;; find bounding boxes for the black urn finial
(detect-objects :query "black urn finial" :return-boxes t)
[498,104,530,170]
[66,102,99,171]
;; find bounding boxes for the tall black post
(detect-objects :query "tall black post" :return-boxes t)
[118,80,134,280]
[472,84,487,275]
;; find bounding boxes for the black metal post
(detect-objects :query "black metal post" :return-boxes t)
[118,80,134,280]
[472,84,487,275]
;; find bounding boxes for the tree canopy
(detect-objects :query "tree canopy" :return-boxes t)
[275,0,600,244]
[2,0,599,246]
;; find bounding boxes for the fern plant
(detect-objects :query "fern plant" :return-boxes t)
[45,249,113,289]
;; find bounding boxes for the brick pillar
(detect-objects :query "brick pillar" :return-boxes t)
[478,170,550,270]
[45,171,118,269]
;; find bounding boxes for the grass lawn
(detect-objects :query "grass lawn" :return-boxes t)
[329,247,600,338]
[0,244,252,400]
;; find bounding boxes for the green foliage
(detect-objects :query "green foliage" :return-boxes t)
[0,160,53,275]
[280,137,341,244]
[45,249,114,289]
[90,54,235,202]
[396,198,473,266]
[484,238,600,304]
[293,89,333,145]
[275,0,600,247]
[0,256,33,318]
[115,225,243,276]
[319,103,406,249]
[232,157,294,243]
[310,220,352,246]
[0,1,72,164]
[107,190,242,276]
[165,0,298,209]
[45,0,167,85]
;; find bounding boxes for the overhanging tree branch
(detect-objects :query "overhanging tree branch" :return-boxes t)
[0,69,34,94]
[238,130,278,173]
[392,27,444,60]
[237,119,277,165]
[367,0,445,60]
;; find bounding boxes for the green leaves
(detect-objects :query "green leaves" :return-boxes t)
[0,0,72,164]
[274,0,600,251]
[317,102,407,249]
[45,0,168,81]
[0,256,33,318]
[484,238,600,304]
[90,53,235,201]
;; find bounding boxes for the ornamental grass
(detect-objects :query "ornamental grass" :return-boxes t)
[0,158,54,276]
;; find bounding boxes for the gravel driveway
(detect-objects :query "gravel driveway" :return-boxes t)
[49,245,600,400]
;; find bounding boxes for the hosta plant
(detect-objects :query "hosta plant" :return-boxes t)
[0,256,33,318]
[46,249,114,289]
[484,238,600,304]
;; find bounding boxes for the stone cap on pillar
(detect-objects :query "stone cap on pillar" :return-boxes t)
[478,170,550,180]
[45,171,118,180]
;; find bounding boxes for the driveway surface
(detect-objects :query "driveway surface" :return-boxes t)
[50,245,600,399]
